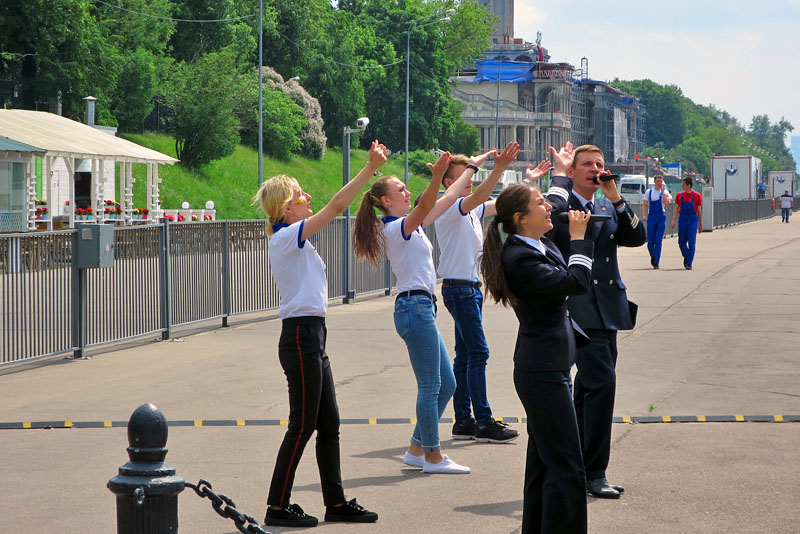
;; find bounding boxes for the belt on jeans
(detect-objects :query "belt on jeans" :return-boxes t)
[442,279,481,289]
[395,289,436,302]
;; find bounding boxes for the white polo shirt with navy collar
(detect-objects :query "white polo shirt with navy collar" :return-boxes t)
[435,198,486,282]
[268,220,327,319]
[382,216,436,294]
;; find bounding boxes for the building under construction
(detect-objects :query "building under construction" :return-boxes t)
[453,0,645,167]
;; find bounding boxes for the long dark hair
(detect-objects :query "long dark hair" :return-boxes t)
[481,183,534,307]
[353,176,394,266]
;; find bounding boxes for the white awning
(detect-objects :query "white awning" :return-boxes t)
[0,109,178,165]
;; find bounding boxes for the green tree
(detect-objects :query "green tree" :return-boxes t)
[163,48,243,168]
[95,0,176,130]
[96,0,176,54]
[111,48,158,131]
[262,0,496,154]
[703,125,740,156]
[238,67,311,161]
[0,0,119,120]
[168,0,257,63]
[675,136,712,176]
[611,79,686,148]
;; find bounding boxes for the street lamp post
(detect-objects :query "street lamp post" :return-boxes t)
[258,0,263,187]
[495,59,501,147]
[404,10,454,184]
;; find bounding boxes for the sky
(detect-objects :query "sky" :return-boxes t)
[514,0,800,148]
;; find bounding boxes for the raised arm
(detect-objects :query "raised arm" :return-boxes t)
[460,142,520,215]
[420,149,498,227]
[405,151,451,233]
[302,140,388,240]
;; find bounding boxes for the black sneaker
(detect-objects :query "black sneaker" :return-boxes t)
[452,418,476,440]
[475,420,519,443]
[264,503,318,527]
[325,498,378,523]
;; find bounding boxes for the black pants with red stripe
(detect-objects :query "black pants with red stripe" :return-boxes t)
[267,316,345,508]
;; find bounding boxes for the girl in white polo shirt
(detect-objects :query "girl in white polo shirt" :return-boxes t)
[353,151,479,475]
[254,140,387,528]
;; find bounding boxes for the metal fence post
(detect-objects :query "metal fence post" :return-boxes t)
[384,257,392,296]
[71,230,88,358]
[159,220,172,340]
[222,221,231,327]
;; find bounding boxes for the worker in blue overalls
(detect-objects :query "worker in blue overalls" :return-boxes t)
[641,174,671,269]
[671,176,703,270]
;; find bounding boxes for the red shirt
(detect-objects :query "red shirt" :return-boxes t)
[675,190,702,215]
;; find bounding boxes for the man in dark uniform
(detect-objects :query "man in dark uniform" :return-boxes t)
[545,143,646,499]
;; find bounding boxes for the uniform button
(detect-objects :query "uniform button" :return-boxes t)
[609,280,613,284]
[609,233,615,239]
[566,310,570,316]
[593,280,598,285]
[605,257,610,262]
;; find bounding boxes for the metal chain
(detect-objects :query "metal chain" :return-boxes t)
[185,479,271,534]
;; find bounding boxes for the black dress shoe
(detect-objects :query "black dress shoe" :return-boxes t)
[587,478,621,499]
[609,482,625,493]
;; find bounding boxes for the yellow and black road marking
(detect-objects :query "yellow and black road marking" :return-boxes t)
[0,415,797,430]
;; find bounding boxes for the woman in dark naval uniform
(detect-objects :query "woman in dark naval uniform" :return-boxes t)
[481,183,593,534]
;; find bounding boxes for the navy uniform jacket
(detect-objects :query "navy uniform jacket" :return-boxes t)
[545,175,646,332]
[502,235,593,372]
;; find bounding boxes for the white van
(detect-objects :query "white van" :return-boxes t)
[619,175,648,203]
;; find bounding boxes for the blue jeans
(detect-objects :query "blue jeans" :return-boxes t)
[394,294,456,452]
[442,285,493,427]
[782,208,791,222]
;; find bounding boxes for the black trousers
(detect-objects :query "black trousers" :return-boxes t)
[573,328,618,481]
[514,368,587,534]
[267,316,345,508]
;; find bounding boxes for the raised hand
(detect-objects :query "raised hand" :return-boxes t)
[494,142,521,168]
[427,151,452,181]
[470,149,497,167]
[548,141,574,174]
[368,139,389,168]
[525,159,552,182]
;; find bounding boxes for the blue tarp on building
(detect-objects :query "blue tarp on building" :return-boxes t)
[474,60,533,83]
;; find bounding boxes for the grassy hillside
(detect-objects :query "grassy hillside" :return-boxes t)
[121,133,431,220]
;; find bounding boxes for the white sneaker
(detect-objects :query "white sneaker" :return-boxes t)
[402,451,424,468]
[422,456,471,474]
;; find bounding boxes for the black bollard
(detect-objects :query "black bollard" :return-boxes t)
[108,403,185,533]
